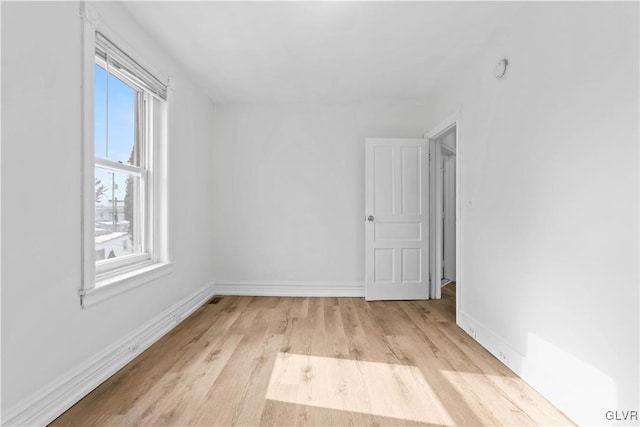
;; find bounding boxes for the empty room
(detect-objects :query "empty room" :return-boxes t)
[1,1,638,426]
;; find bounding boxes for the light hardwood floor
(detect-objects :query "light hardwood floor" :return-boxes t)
[51,284,574,426]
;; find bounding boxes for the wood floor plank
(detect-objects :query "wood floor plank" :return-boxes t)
[259,400,301,427]
[337,301,366,337]
[194,333,284,426]
[51,288,574,427]
[288,298,309,318]
[133,334,245,426]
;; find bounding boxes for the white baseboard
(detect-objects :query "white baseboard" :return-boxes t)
[457,310,522,371]
[214,280,365,297]
[1,282,216,427]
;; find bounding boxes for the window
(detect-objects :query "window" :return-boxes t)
[80,25,171,308]
[94,53,147,272]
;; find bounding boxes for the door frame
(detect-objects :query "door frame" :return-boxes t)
[425,110,461,320]
[442,148,456,282]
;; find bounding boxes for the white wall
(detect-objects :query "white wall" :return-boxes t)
[210,101,434,287]
[431,2,638,425]
[1,1,213,413]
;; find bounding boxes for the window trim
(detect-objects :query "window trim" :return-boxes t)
[95,253,150,277]
[81,262,174,309]
[80,9,171,308]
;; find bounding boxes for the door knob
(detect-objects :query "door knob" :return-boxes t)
[367,215,375,222]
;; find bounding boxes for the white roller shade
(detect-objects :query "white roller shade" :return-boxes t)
[95,32,167,101]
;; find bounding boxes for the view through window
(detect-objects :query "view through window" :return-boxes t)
[94,62,144,263]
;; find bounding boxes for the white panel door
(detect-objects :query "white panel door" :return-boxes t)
[365,138,429,300]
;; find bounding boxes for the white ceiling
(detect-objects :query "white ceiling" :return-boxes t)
[123,1,524,104]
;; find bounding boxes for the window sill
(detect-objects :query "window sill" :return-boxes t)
[80,262,173,308]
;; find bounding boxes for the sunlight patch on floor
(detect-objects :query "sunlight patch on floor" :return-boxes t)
[265,352,453,425]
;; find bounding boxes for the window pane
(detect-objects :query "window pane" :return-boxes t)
[94,64,139,166]
[95,167,142,262]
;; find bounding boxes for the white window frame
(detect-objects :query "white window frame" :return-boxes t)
[94,57,150,276]
[80,9,172,308]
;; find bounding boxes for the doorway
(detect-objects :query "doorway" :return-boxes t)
[363,118,459,304]
[427,123,457,301]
